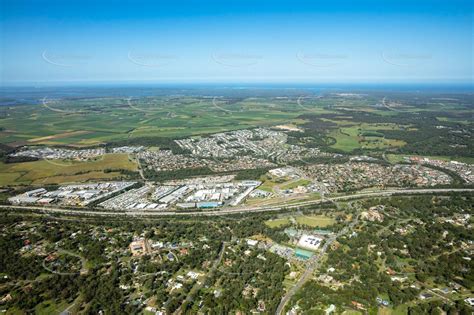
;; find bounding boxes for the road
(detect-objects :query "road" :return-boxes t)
[136,156,147,181]
[275,204,360,315]
[58,301,76,315]
[1,188,472,218]
[174,242,227,314]
[42,249,88,276]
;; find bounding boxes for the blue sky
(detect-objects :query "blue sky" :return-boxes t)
[0,0,472,85]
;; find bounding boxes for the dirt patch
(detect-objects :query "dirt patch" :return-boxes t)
[28,130,91,143]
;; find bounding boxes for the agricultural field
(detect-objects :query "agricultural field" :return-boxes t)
[1,90,472,158]
[0,154,137,186]
[0,96,306,146]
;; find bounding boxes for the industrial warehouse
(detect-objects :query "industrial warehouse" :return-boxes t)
[8,178,261,211]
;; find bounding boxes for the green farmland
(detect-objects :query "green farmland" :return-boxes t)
[0,96,307,146]
[0,154,137,186]
[1,92,472,160]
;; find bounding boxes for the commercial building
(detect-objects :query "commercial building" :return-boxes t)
[297,234,323,251]
[197,201,221,208]
[295,248,314,260]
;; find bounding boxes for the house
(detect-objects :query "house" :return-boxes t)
[129,239,145,256]
[419,293,434,300]
[464,297,474,307]
[351,301,366,310]
[246,239,258,246]
[1,294,12,303]
[187,271,200,279]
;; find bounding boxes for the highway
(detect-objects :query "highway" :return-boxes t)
[1,187,472,315]
[0,188,472,218]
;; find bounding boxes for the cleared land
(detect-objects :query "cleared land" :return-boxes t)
[0,97,307,146]
[328,124,406,152]
[280,179,312,190]
[265,218,291,228]
[265,214,334,228]
[295,215,335,227]
[0,154,137,185]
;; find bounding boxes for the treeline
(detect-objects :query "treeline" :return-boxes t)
[3,155,40,163]
[142,166,215,181]
[419,163,467,185]
[143,165,272,182]
[234,167,272,180]
[407,300,472,315]
[296,109,473,158]
[0,143,17,163]
[103,168,141,179]
[286,115,338,150]
[107,137,189,154]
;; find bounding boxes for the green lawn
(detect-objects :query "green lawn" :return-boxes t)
[265,214,334,228]
[35,300,69,315]
[258,179,278,192]
[328,123,406,152]
[295,215,335,227]
[264,218,291,228]
[280,179,312,190]
[0,96,304,146]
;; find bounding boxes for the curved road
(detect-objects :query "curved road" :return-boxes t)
[1,188,472,315]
